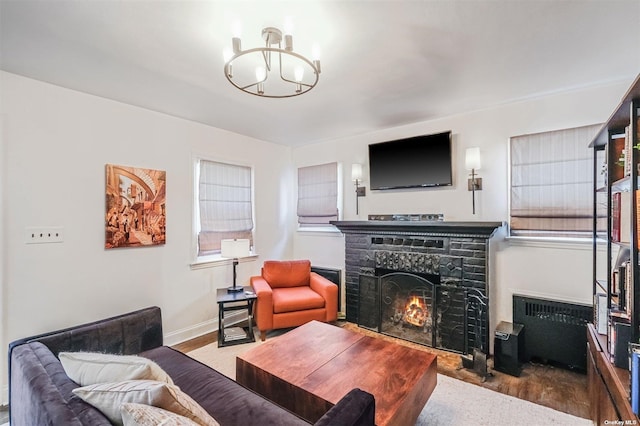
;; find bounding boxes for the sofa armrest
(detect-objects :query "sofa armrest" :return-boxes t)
[250,276,274,331]
[314,388,375,426]
[310,272,339,322]
[10,342,112,426]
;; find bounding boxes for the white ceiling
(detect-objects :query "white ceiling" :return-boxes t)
[1,1,639,147]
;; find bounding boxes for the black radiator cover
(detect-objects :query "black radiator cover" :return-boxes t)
[513,295,591,371]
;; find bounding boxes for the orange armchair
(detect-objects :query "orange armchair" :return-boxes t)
[250,260,338,341]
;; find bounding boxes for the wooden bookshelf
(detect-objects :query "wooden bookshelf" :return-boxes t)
[590,74,640,424]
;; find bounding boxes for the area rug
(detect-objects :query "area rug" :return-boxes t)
[187,336,591,426]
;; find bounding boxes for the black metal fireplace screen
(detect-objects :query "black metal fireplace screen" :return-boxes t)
[358,271,488,355]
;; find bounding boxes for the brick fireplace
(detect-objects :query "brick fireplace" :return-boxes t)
[331,220,503,356]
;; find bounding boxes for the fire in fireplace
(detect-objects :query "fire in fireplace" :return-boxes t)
[404,294,429,327]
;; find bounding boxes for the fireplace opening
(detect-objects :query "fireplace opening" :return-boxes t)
[379,273,436,347]
[359,271,488,355]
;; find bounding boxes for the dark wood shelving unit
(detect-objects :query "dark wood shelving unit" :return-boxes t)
[590,74,640,424]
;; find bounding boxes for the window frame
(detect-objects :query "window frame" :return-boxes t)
[191,154,257,268]
[296,162,343,233]
[507,124,601,242]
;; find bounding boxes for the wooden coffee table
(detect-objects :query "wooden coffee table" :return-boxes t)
[236,320,437,426]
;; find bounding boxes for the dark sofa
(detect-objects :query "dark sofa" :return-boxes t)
[8,306,375,426]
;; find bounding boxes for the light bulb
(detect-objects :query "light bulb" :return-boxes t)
[231,20,242,38]
[255,66,266,82]
[294,66,304,82]
[223,48,233,63]
[284,19,294,51]
[284,16,294,35]
[312,43,321,60]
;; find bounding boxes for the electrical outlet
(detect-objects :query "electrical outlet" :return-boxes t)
[25,227,64,244]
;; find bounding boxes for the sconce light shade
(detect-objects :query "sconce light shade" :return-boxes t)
[221,239,250,259]
[465,147,481,171]
[351,163,363,182]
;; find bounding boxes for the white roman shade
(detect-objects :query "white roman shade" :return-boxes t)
[198,160,253,255]
[297,162,339,225]
[510,124,601,238]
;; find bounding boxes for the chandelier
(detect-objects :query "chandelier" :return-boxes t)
[223,22,321,98]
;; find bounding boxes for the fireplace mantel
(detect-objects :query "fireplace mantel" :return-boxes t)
[331,221,504,238]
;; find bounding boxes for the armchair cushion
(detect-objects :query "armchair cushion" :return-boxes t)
[262,260,311,288]
[273,287,325,314]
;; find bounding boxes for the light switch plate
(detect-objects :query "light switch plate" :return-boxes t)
[25,227,64,244]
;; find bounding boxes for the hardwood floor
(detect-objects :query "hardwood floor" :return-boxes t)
[174,321,589,420]
[341,323,590,420]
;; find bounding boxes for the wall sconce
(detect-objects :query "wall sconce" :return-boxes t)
[465,147,483,215]
[351,164,366,215]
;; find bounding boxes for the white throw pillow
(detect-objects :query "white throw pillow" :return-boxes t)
[121,403,203,426]
[73,380,219,426]
[59,352,173,386]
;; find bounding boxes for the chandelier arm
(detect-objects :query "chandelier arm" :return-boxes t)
[261,49,272,73]
[276,50,311,87]
[238,82,261,91]
[224,47,319,98]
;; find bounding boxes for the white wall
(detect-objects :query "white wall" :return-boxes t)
[292,79,632,330]
[0,71,295,402]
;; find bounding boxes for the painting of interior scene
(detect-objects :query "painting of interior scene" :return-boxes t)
[105,164,166,248]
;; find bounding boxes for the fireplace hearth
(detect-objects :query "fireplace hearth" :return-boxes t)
[332,220,503,357]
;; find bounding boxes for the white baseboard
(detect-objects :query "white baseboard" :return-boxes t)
[163,318,218,347]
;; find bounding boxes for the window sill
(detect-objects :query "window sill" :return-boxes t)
[297,226,343,235]
[190,253,258,270]
[506,236,592,250]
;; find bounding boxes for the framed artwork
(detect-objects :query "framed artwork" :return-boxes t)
[105,164,166,249]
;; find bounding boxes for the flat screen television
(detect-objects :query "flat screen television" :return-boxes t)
[368,131,452,190]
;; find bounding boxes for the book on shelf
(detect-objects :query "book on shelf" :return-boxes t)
[613,320,632,369]
[611,191,631,244]
[625,126,632,176]
[595,292,608,334]
[611,260,633,317]
[610,135,626,182]
[620,263,627,312]
[630,343,640,415]
[625,260,633,316]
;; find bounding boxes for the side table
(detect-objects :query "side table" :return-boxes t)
[216,286,257,347]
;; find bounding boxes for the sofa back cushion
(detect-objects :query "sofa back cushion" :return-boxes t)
[9,306,163,359]
[59,352,174,386]
[262,260,311,288]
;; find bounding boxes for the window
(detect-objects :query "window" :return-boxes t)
[196,159,253,257]
[510,124,601,239]
[297,162,340,226]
